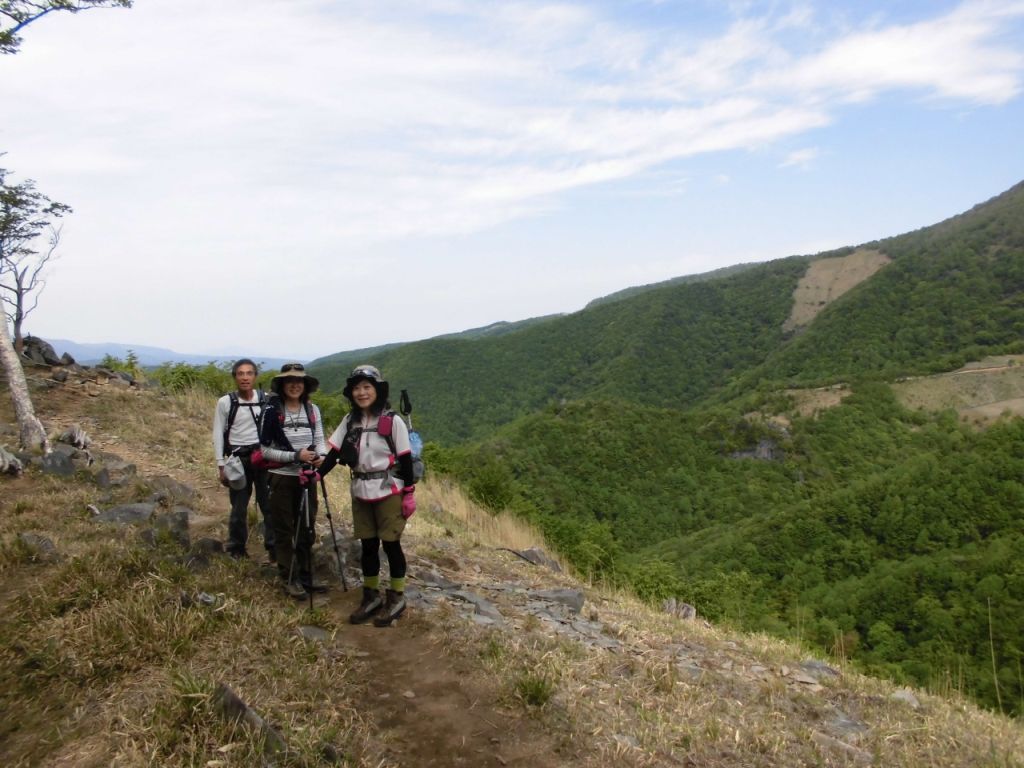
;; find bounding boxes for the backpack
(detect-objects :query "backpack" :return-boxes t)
[352,390,425,483]
[223,389,265,456]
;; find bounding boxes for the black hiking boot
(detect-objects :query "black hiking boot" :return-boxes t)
[300,574,329,594]
[373,589,406,627]
[283,579,307,599]
[349,587,383,624]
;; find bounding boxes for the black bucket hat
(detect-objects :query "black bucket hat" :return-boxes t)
[270,362,319,395]
[343,364,389,404]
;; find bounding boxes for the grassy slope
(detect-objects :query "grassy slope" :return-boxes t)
[2,375,1023,766]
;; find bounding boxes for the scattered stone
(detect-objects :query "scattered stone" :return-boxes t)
[402,690,416,699]
[192,537,225,555]
[16,532,60,563]
[299,625,333,644]
[830,709,869,737]
[94,502,156,525]
[90,452,137,488]
[197,592,225,608]
[451,589,504,622]
[417,567,461,590]
[810,731,873,765]
[529,588,585,614]
[51,368,69,383]
[145,475,199,504]
[60,351,76,366]
[1,445,23,476]
[40,447,78,477]
[21,335,62,366]
[800,660,841,679]
[663,597,697,620]
[890,688,921,710]
[212,682,286,756]
[151,505,191,549]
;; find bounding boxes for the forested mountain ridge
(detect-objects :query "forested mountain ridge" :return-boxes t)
[306,180,1024,714]
[311,180,1024,444]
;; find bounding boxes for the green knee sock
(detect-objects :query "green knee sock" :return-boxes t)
[390,576,405,593]
[364,575,380,589]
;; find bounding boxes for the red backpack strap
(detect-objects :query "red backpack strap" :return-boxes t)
[377,411,398,458]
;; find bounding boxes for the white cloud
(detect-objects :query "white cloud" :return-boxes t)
[2,0,1022,353]
[780,147,820,169]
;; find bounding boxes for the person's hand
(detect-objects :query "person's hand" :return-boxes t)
[298,447,318,463]
[310,455,324,468]
[218,466,229,487]
[401,486,416,519]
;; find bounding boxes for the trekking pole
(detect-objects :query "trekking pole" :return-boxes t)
[320,476,349,591]
[287,474,314,610]
[302,481,314,611]
[400,389,413,429]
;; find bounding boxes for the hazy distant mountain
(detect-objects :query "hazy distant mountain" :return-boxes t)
[42,338,294,369]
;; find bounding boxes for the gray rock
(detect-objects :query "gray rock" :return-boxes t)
[17,532,60,563]
[450,589,504,622]
[417,568,461,590]
[60,352,76,366]
[830,709,869,737]
[516,547,562,572]
[299,625,333,643]
[91,453,137,488]
[95,502,156,524]
[529,588,585,614]
[800,660,841,679]
[152,505,191,549]
[40,449,77,476]
[144,475,199,504]
[21,335,62,366]
[663,597,697,620]
[1,445,23,476]
[52,368,69,383]
[890,688,921,709]
[213,683,286,755]
[193,537,225,555]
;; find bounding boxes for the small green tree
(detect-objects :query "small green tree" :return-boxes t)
[1,1,132,54]
[0,164,71,353]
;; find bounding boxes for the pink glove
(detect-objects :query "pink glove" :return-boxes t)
[401,487,416,519]
[299,468,321,486]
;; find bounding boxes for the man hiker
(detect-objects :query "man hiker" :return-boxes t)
[212,358,274,560]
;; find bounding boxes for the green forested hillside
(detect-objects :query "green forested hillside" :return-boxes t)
[733,181,1024,390]
[437,385,1024,714]
[309,179,1024,715]
[313,257,807,442]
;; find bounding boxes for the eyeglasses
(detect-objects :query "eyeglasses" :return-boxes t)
[281,363,306,372]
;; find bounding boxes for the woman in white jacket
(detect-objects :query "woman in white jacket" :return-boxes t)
[321,365,416,626]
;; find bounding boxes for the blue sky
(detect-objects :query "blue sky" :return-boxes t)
[1,0,1022,360]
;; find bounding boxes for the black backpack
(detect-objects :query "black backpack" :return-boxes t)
[222,389,266,456]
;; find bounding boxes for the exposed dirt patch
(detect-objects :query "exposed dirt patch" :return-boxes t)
[783,249,891,332]
[334,597,566,768]
[892,355,1024,427]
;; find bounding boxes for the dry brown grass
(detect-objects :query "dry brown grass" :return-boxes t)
[2,378,1023,767]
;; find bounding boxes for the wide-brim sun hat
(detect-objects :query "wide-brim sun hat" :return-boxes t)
[343,364,389,403]
[270,362,319,395]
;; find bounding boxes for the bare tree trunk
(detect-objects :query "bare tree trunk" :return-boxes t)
[0,318,48,453]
